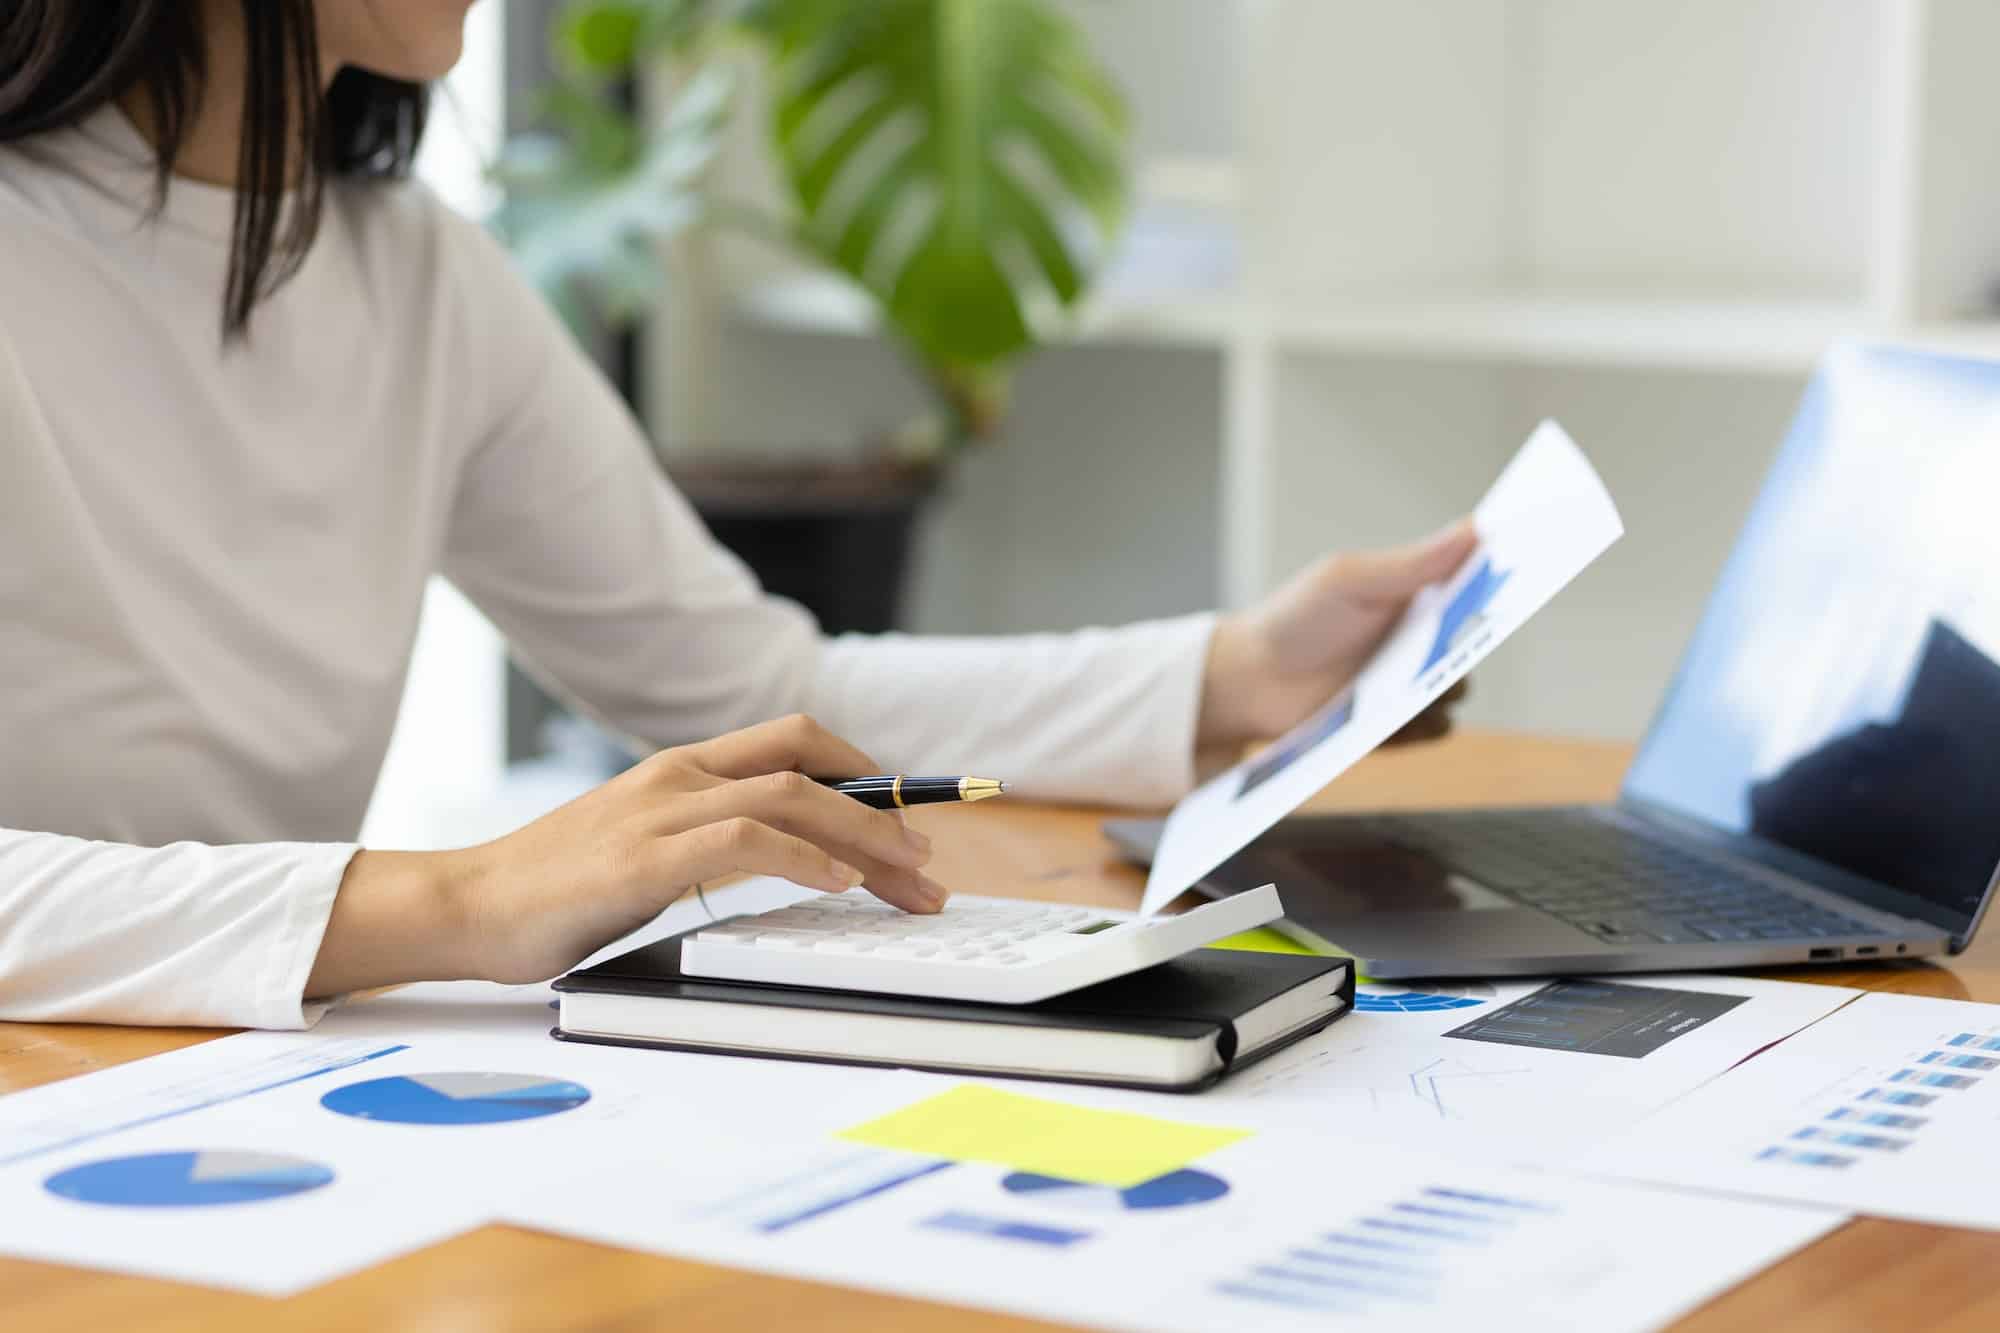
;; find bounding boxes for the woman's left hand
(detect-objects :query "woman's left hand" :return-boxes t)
[1197,519,1480,758]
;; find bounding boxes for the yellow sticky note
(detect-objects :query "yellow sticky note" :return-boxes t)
[1204,926,1327,956]
[1205,926,1375,983]
[836,1085,1249,1189]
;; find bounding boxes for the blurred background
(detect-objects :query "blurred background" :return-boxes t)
[362,0,2000,849]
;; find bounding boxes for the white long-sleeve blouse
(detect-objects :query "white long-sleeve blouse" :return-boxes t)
[0,110,1212,1029]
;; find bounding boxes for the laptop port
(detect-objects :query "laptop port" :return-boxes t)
[1854,945,1879,957]
[1809,947,1841,961]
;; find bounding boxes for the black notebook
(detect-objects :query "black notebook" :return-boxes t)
[552,926,1353,1093]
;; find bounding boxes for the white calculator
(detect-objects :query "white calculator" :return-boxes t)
[679,883,1285,1004]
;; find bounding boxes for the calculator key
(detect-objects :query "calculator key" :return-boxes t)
[812,939,875,954]
[874,943,940,959]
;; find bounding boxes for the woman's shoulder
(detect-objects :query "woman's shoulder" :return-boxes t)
[330,175,497,267]
[327,175,575,440]
[0,139,132,327]
[329,175,547,327]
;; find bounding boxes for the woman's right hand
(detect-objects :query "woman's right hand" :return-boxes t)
[306,714,945,995]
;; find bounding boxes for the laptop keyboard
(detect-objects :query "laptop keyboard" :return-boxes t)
[1341,810,1881,948]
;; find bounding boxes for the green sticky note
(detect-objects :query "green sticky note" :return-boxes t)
[836,1084,1249,1188]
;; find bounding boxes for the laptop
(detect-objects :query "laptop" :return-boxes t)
[1108,344,2000,978]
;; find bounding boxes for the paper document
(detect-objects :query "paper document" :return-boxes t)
[0,1018,906,1293]
[0,876,894,1296]
[1143,421,1622,913]
[1012,973,1860,1163]
[1579,991,2000,1232]
[0,1028,494,1294]
[507,1075,1843,1333]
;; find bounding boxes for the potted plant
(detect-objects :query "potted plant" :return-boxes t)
[494,0,1132,631]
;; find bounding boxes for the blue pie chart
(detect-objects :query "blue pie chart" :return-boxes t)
[1001,1167,1229,1211]
[1356,992,1485,1013]
[1355,982,1498,1014]
[321,1072,591,1125]
[45,1150,334,1208]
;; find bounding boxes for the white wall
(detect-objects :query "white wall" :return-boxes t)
[1507,0,1878,299]
[1485,367,1799,739]
[1055,0,1239,159]
[1245,0,1882,301]
[651,0,2000,746]
[1260,357,1802,739]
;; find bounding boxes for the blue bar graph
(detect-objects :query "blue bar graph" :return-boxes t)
[1756,1146,1855,1169]
[1390,1201,1508,1227]
[753,1160,952,1234]
[1252,1263,1432,1302]
[1947,1033,2000,1051]
[921,1211,1089,1248]
[1789,1127,1909,1152]
[1888,1069,1978,1090]
[1918,1051,1999,1071]
[1360,1217,1487,1244]
[1826,1107,1927,1130]
[1287,1246,1440,1282]
[1317,1232,1429,1256]
[1215,1281,1359,1315]
[692,1149,955,1235]
[1422,1186,1558,1213]
[1215,1182,1558,1318]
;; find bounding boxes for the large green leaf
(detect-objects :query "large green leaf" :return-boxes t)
[749,0,1130,379]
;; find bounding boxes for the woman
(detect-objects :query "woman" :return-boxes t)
[0,0,1475,1028]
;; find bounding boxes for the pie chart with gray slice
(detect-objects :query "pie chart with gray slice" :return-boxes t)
[1355,982,1501,1014]
[44,1150,335,1208]
[320,1071,591,1125]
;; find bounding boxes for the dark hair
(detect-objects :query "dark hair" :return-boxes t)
[0,1,429,338]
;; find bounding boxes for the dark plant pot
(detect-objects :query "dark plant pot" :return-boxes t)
[671,454,939,635]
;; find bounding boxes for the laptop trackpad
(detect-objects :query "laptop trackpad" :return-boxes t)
[1244,837,1518,914]
[1200,834,1608,970]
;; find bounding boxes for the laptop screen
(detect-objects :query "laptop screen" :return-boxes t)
[1624,345,2000,933]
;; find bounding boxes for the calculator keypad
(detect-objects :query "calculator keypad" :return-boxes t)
[693,893,1110,967]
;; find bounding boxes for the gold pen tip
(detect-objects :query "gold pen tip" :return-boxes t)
[958,778,1008,802]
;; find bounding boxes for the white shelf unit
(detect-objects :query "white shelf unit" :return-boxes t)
[661,0,2000,740]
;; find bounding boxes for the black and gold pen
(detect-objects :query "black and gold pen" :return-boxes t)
[820,776,1009,809]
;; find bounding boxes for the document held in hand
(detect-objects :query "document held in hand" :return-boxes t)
[1142,421,1624,915]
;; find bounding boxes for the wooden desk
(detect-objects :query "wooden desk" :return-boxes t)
[5,730,1998,1332]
